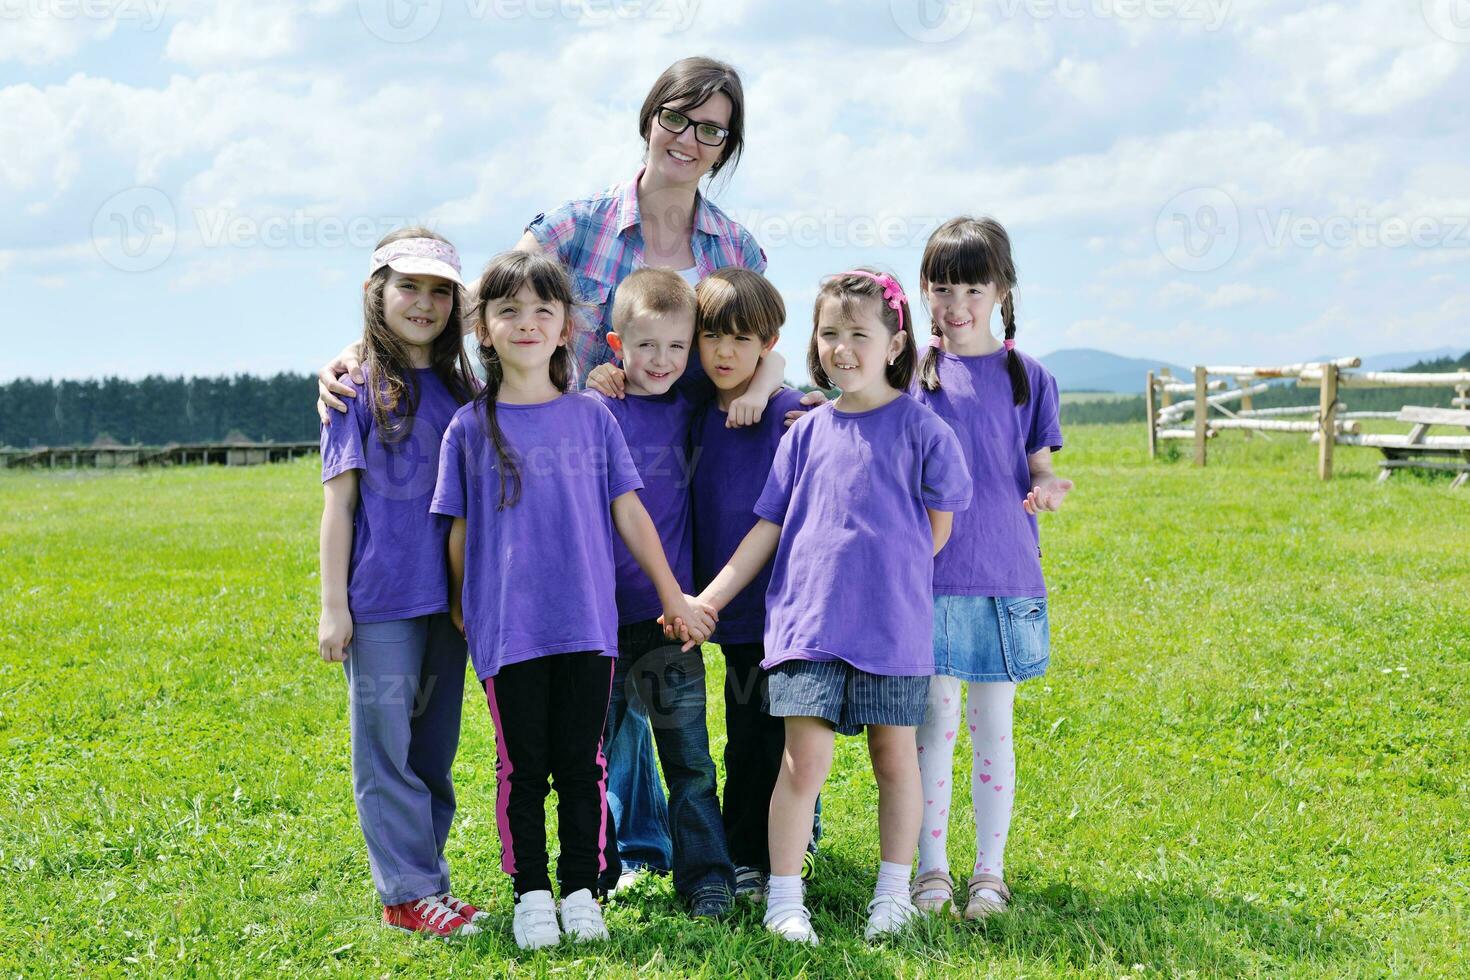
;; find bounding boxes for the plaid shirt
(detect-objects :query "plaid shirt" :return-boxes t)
[527,168,767,384]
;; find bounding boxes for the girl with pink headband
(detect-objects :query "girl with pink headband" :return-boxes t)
[909,216,1073,922]
[680,268,972,944]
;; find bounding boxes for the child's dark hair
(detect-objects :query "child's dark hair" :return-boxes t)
[918,216,1029,406]
[472,250,577,510]
[361,226,476,441]
[696,268,785,345]
[807,268,916,392]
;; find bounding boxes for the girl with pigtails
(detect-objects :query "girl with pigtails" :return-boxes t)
[909,217,1074,921]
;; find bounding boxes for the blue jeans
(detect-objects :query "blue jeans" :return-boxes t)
[601,620,734,899]
[602,689,672,875]
[343,614,466,905]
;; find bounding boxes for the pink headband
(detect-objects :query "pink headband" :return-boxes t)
[835,270,906,332]
[369,237,464,287]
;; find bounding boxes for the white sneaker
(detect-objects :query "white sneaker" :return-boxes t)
[610,865,646,896]
[512,890,561,950]
[559,888,609,943]
[763,902,819,945]
[864,894,919,940]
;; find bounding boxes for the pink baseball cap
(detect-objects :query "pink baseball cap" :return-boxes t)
[368,237,464,287]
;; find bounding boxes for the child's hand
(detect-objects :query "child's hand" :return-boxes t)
[660,596,717,652]
[316,345,364,424]
[587,363,626,399]
[726,390,767,428]
[318,606,352,662]
[450,602,466,638]
[783,389,828,428]
[1023,477,1073,515]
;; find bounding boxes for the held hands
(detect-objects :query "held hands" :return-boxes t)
[318,606,352,662]
[316,344,365,424]
[586,364,625,399]
[1022,476,1074,515]
[658,594,718,652]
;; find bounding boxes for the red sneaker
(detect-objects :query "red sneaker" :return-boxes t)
[383,896,479,938]
[436,892,488,924]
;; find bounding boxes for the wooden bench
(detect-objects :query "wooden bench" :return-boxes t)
[1375,406,1470,488]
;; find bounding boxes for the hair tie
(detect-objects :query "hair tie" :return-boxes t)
[1003,339,1016,352]
[928,333,944,349]
[834,270,906,332]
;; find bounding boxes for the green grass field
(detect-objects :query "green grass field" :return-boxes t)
[3,425,1467,977]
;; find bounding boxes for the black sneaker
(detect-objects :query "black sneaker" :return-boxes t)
[690,884,734,919]
[733,865,768,903]
[801,846,818,882]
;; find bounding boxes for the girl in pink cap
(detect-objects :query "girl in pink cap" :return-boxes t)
[318,227,485,938]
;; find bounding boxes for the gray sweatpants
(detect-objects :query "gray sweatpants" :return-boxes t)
[343,613,467,905]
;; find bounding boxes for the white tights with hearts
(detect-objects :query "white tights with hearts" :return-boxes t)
[915,677,1016,895]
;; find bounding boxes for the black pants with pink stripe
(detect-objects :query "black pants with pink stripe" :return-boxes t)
[483,651,615,897]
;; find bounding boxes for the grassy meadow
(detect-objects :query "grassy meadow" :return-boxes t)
[1,424,1467,977]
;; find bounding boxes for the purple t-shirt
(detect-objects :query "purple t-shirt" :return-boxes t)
[915,349,1063,597]
[585,388,697,625]
[754,394,973,676]
[430,394,643,680]
[691,386,808,645]
[320,368,464,624]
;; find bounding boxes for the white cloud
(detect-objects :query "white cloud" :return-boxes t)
[163,1,329,67]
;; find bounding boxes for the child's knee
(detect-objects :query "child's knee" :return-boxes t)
[869,735,919,785]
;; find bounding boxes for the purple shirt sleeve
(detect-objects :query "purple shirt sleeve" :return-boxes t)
[600,404,645,501]
[320,393,367,483]
[752,424,799,525]
[430,414,468,519]
[1027,368,1064,455]
[921,419,973,512]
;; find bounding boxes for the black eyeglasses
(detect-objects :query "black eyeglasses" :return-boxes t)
[655,106,729,147]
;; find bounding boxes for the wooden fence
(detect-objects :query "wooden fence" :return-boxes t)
[1,441,320,470]
[1145,359,1470,485]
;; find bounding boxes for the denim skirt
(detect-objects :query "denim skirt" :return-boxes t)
[933,595,1051,683]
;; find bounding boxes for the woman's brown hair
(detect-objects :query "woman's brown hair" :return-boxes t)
[638,56,746,181]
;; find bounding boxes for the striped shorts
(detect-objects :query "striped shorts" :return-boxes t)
[766,659,931,736]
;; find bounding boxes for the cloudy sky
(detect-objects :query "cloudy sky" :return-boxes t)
[2,0,1467,383]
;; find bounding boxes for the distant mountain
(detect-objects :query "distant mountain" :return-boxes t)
[1038,348,1189,393]
[1352,348,1464,372]
[1039,346,1468,392]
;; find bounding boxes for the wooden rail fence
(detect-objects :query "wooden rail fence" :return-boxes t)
[1,441,320,470]
[1145,360,1470,486]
